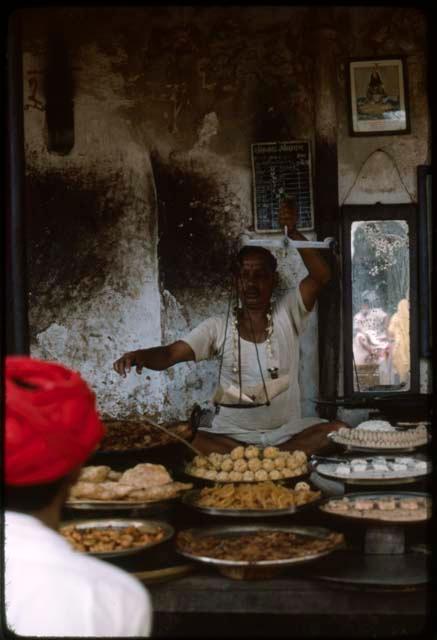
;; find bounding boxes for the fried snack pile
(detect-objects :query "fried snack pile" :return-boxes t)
[177,529,344,562]
[322,495,431,522]
[98,420,192,451]
[61,524,166,553]
[67,463,192,503]
[194,481,320,510]
[186,446,308,482]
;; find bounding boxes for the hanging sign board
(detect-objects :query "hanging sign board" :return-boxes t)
[251,141,314,232]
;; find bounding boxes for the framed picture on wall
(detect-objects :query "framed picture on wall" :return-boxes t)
[347,57,410,136]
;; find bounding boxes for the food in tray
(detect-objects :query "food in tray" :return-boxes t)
[176,529,344,562]
[332,424,428,449]
[67,463,192,503]
[61,523,166,553]
[185,446,308,482]
[97,419,192,451]
[191,481,320,511]
[326,455,431,480]
[356,420,394,432]
[321,495,431,521]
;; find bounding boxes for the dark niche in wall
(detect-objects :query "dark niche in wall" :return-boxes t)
[44,32,75,155]
[25,170,124,337]
[151,152,239,291]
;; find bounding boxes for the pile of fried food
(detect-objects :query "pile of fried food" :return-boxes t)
[98,420,192,451]
[193,481,320,511]
[185,446,308,482]
[321,494,431,521]
[177,529,344,562]
[67,463,192,503]
[61,523,166,553]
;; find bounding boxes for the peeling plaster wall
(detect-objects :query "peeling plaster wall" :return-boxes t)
[23,41,165,418]
[20,6,430,423]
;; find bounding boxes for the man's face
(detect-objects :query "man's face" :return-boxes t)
[235,256,276,312]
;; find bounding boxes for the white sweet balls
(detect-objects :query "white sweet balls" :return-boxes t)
[187,446,308,482]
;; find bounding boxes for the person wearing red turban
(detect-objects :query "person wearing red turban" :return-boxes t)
[4,356,153,637]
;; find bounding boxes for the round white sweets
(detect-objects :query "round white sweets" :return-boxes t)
[356,420,394,432]
[336,464,351,475]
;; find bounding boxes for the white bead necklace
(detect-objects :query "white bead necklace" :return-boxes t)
[232,307,279,379]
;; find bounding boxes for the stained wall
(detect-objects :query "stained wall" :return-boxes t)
[19,6,430,422]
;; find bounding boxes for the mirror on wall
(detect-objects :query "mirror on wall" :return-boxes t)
[342,205,419,397]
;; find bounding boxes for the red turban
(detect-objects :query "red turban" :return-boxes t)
[5,356,106,486]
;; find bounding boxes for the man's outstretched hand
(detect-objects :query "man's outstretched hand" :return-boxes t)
[113,351,144,377]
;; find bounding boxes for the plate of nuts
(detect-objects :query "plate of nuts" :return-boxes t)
[60,518,174,558]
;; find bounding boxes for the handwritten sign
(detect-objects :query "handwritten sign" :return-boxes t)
[251,141,314,232]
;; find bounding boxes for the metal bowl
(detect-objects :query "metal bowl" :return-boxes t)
[60,518,174,558]
[180,462,309,487]
[319,491,431,526]
[328,431,430,454]
[64,497,179,513]
[314,454,431,486]
[181,488,321,518]
[175,524,344,580]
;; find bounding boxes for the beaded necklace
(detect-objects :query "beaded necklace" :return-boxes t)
[232,307,279,379]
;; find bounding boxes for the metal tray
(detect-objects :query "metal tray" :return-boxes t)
[314,454,430,485]
[60,518,174,558]
[328,432,429,454]
[319,491,431,525]
[180,465,309,487]
[64,497,178,511]
[175,524,344,569]
[181,488,320,518]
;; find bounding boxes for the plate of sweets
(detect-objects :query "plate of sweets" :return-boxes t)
[60,518,174,558]
[176,524,344,580]
[182,480,321,517]
[184,446,308,484]
[314,454,430,485]
[320,492,431,524]
[328,421,429,453]
[65,463,192,510]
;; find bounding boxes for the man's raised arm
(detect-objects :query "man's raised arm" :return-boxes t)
[113,341,195,377]
[278,200,332,312]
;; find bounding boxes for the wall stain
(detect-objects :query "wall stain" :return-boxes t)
[25,169,124,337]
[151,151,239,290]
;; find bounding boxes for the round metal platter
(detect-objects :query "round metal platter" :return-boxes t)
[327,432,429,454]
[315,454,430,486]
[64,497,178,511]
[59,518,174,558]
[175,524,344,568]
[319,491,431,525]
[181,466,309,487]
[181,488,321,518]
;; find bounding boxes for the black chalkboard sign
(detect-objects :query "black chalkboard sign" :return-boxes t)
[251,141,314,232]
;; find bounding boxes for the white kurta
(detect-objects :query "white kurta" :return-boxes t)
[5,511,153,637]
[183,286,325,446]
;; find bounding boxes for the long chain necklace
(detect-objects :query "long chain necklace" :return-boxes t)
[231,307,279,379]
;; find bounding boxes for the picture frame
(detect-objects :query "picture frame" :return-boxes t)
[417,165,432,357]
[347,56,410,136]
